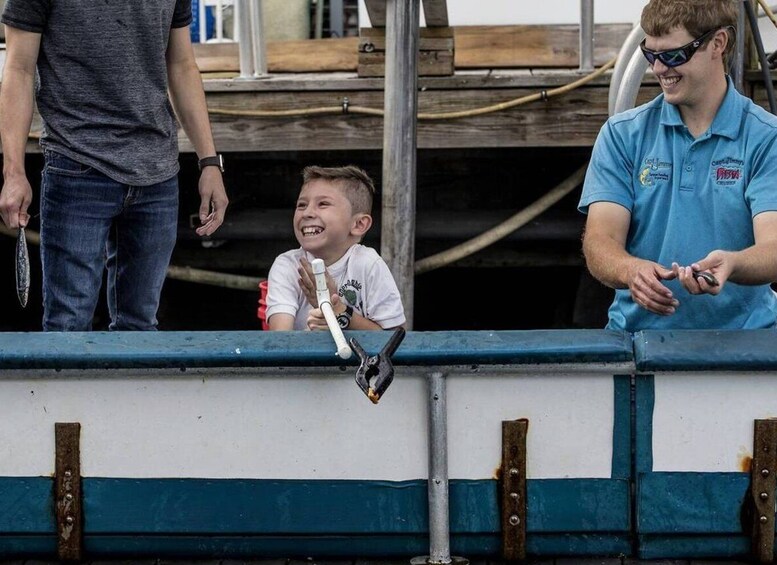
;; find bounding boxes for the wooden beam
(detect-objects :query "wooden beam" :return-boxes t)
[382,0,420,328]
[422,0,448,27]
[364,0,387,27]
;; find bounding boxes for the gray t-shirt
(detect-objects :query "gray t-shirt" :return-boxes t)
[2,0,192,185]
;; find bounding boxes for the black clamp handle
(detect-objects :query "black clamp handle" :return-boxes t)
[349,327,406,404]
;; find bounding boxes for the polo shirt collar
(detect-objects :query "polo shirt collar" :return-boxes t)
[659,76,742,139]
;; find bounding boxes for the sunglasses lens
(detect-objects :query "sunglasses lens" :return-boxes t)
[640,45,657,65]
[659,49,688,68]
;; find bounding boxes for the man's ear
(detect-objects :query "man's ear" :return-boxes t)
[712,27,729,58]
[351,213,373,237]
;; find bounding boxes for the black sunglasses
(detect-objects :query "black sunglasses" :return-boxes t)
[639,28,719,68]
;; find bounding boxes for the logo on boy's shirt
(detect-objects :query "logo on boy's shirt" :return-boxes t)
[339,279,363,309]
[639,157,671,187]
[711,157,744,186]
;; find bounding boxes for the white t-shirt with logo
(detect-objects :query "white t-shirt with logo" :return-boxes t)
[266,244,406,330]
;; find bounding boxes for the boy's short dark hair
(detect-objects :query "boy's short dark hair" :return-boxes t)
[302,165,375,215]
[641,0,737,65]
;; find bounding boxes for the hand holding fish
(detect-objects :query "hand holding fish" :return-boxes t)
[0,174,33,229]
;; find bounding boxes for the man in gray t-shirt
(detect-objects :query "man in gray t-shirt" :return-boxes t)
[0,0,229,330]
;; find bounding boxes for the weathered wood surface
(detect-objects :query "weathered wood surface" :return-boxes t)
[194,39,359,74]
[14,77,659,154]
[185,82,661,153]
[363,0,387,27]
[381,0,420,327]
[422,0,449,27]
[193,24,632,74]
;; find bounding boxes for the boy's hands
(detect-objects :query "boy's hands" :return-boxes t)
[298,258,338,307]
[307,294,344,331]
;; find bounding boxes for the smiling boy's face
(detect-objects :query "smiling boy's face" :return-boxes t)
[293,179,358,264]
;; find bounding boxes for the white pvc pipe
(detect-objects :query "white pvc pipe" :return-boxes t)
[608,24,645,116]
[613,46,649,115]
[311,259,352,360]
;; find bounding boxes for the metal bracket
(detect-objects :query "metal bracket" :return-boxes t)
[55,422,82,561]
[501,419,528,561]
[751,419,777,564]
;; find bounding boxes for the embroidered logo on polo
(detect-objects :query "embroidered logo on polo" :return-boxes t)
[711,157,743,186]
[639,157,671,187]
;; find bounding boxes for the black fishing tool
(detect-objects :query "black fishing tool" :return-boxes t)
[349,327,406,404]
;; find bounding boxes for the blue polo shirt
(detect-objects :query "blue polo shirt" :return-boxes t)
[579,78,777,331]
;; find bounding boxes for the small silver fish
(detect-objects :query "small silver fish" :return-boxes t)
[692,270,719,287]
[16,226,30,308]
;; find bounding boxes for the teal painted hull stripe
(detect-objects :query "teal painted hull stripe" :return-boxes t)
[0,477,628,535]
[638,472,753,534]
[611,375,632,480]
[634,375,654,475]
[0,330,633,370]
[637,534,757,559]
[0,534,631,558]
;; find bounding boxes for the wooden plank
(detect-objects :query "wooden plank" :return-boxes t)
[360,26,454,52]
[454,24,628,68]
[184,84,660,153]
[422,0,449,27]
[193,24,631,74]
[364,0,386,27]
[193,38,359,73]
[359,50,454,77]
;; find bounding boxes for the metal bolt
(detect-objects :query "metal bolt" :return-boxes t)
[64,470,72,478]
[433,394,439,401]
[760,515,769,524]
[763,469,771,477]
[65,516,74,525]
[509,468,519,477]
[510,492,519,499]
[509,515,520,526]
[65,493,73,501]
[761,492,769,500]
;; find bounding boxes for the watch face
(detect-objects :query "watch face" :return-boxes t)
[337,314,349,329]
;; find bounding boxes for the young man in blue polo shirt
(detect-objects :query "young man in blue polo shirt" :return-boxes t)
[579,0,777,331]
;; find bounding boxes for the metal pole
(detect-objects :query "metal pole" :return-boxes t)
[236,0,255,79]
[411,372,468,565]
[427,371,450,563]
[315,0,324,39]
[249,0,268,77]
[381,0,419,328]
[199,0,207,43]
[330,0,344,37]
[579,0,595,72]
[215,0,224,41]
[733,1,746,93]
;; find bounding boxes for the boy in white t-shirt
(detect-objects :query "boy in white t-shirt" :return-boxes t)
[266,166,406,331]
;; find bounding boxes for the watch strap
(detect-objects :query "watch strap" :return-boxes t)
[198,154,224,172]
[337,305,354,329]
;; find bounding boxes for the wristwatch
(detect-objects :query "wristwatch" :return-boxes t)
[337,305,354,329]
[198,154,224,173]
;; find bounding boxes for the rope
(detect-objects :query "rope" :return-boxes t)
[414,163,589,275]
[0,225,262,291]
[207,58,617,121]
[758,0,777,28]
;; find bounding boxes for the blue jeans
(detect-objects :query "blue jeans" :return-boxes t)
[40,150,178,331]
